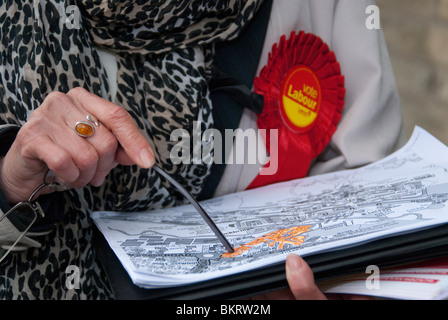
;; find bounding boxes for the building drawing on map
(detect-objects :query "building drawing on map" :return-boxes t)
[92,127,448,287]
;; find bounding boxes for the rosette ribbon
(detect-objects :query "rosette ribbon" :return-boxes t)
[248,31,346,189]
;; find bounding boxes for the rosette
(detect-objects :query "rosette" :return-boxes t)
[248,31,346,189]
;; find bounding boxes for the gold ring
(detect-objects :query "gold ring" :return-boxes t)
[75,121,95,138]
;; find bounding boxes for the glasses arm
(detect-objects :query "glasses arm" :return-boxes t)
[152,165,234,253]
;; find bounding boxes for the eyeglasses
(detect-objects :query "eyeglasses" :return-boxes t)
[0,170,67,263]
[0,165,234,263]
[0,185,45,263]
[152,165,234,253]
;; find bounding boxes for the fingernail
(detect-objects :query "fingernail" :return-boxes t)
[139,148,155,168]
[286,254,302,273]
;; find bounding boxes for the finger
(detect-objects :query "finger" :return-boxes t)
[0,107,81,203]
[115,144,136,166]
[44,92,131,188]
[45,119,100,188]
[23,92,93,187]
[23,134,80,184]
[285,254,327,300]
[66,88,155,168]
[72,119,120,187]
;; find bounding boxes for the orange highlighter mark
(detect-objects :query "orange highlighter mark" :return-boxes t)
[222,225,311,258]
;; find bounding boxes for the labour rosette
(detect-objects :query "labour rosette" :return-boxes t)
[248,31,345,189]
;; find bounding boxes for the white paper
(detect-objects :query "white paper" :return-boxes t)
[321,258,448,300]
[92,127,448,288]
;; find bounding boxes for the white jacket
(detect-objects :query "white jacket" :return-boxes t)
[214,0,405,196]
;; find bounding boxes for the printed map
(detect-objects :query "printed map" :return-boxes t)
[92,127,448,288]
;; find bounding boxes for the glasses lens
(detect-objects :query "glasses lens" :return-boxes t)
[0,202,38,263]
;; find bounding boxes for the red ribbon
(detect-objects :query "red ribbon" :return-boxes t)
[248,31,345,189]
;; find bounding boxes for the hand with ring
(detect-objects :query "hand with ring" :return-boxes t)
[0,87,156,204]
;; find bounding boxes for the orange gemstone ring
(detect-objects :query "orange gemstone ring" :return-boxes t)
[75,121,95,138]
[74,115,99,138]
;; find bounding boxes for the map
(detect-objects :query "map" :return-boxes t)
[92,127,448,288]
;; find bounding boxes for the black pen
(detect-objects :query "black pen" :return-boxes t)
[152,164,234,253]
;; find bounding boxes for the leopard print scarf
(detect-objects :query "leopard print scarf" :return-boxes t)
[2,0,262,211]
[0,0,263,299]
[77,0,263,211]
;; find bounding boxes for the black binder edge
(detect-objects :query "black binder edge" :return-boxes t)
[94,223,448,300]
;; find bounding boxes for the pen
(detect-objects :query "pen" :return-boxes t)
[152,164,234,253]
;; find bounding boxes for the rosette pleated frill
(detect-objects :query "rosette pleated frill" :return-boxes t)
[248,31,346,189]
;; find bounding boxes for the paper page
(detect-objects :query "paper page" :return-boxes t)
[320,257,448,300]
[92,127,448,288]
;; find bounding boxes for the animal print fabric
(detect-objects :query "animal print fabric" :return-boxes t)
[0,0,262,299]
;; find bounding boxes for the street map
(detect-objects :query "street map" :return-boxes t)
[92,127,448,288]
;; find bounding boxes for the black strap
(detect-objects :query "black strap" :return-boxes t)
[0,125,20,157]
[0,125,20,212]
[209,66,264,115]
[199,0,272,200]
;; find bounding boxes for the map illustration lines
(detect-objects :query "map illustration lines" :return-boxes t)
[93,127,448,288]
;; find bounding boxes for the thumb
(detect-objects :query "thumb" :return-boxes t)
[285,254,327,300]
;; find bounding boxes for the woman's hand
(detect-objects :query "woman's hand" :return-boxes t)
[0,87,155,203]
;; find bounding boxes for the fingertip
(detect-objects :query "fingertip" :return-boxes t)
[139,148,155,168]
[286,254,303,271]
[285,254,327,300]
[115,144,155,168]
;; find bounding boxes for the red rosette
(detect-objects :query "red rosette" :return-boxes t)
[248,31,345,189]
